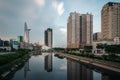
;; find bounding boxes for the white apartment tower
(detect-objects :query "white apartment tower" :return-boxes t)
[67,12,93,49]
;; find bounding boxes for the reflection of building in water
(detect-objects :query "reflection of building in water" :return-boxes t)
[67,59,93,80]
[102,74,109,80]
[44,53,52,72]
[33,51,42,55]
[24,61,30,80]
[101,73,119,80]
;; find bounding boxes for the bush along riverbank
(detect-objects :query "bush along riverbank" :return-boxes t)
[64,51,120,63]
[0,49,30,79]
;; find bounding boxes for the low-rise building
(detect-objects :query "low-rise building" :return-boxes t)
[10,39,19,50]
[92,37,120,54]
[93,32,102,41]
[92,40,113,54]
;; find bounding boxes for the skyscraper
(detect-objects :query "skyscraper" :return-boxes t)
[101,2,120,40]
[44,28,53,48]
[67,12,93,49]
[24,22,31,43]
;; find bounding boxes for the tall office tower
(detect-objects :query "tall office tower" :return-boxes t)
[101,2,120,40]
[67,12,93,49]
[24,22,31,43]
[44,28,53,48]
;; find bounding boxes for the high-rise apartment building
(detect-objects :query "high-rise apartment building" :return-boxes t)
[44,28,53,48]
[67,12,93,49]
[101,2,120,40]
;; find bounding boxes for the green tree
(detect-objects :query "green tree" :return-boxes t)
[84,46,93,53]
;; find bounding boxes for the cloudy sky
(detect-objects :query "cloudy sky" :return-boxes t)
[0,0,119,47]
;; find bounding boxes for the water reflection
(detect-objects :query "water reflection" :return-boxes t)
[10,53,120,80]
[44,53,52,72]
[67,59,93,80]
[24,61,30,80]
[33,51,42,56]
[67,58,120,80]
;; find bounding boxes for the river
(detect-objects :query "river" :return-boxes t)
[10,52,120,80]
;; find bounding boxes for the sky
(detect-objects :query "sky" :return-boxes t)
[0,0,120,47]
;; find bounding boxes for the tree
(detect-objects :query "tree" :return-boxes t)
[96,43,107,49]
[105,45,120,54]
[84,46,93,53]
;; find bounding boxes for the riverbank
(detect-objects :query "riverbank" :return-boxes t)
[0,49,30,80]
[55,52,120,74]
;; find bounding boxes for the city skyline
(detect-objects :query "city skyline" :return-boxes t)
[0,0,120,47]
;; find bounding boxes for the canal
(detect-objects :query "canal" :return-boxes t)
[10,52,120,80]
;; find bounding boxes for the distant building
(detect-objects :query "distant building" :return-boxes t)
[101,2,120,40]
[113,37,120,45]
[67,12,93,49]
[93,32,102,41]
[44,28,53,48]
[10,39,19,50]
[3,40,10,47]
[17,36,23,43]
[0,38,4,47]
[92,38,120,54]
[92,40,114,54]
[0,39,11,51]
[24,22,31,49]
[24,22,31,43]
[41,45,51,51]
[33,43,41,50]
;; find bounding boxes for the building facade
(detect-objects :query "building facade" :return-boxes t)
[44,28,53,48]
[0,38,4,47]
[24,22,31,49]
[93,32,102,41]
[10,39,19,50]
[17,36,23,43]
[24,22,31,43]
[67,12,93,49]
[101,2,120,40]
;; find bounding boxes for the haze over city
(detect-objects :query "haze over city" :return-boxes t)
[0,0,119,47]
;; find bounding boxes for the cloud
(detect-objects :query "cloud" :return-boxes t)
[0,0,66,47]
[60,64,67,70]
[52,0,65,16]
[35,0,45,6]
[60,28,66,35]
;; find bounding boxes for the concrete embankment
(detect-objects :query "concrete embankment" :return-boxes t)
[55,52,120,74]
